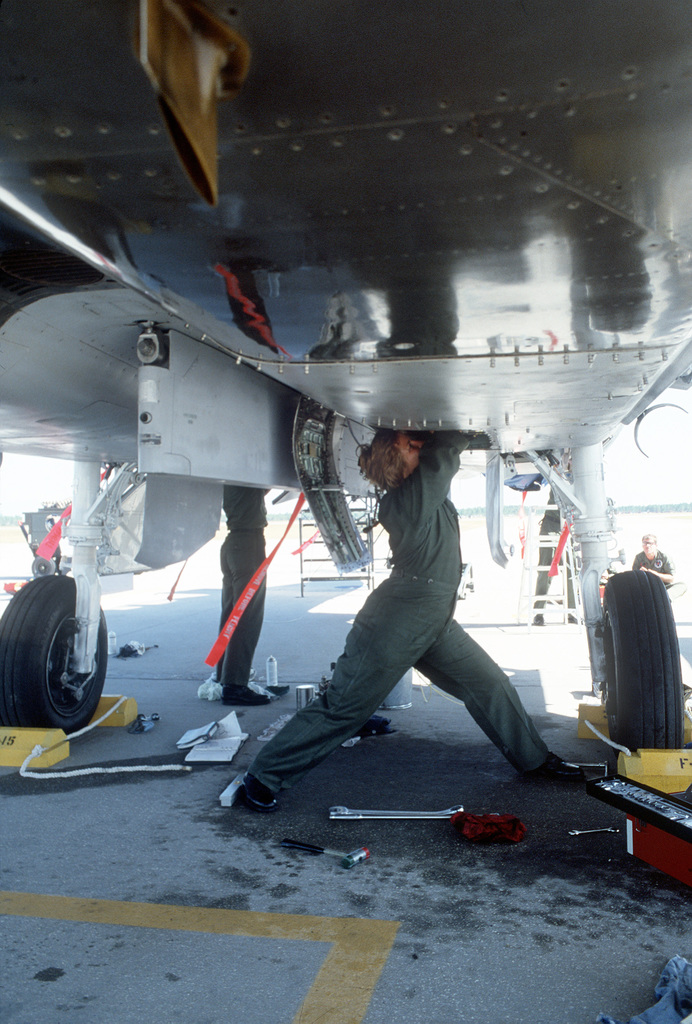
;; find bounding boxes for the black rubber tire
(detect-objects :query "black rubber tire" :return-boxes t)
[0,575,107,731]
[603,570,683,749]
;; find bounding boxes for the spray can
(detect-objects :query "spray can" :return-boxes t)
[108,631,117,656]
[266,655,278,688]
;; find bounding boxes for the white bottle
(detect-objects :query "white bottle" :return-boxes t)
[266,655,278,688]
[108,631,117,656]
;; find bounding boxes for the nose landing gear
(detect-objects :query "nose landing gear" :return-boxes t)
[0,574,107,731]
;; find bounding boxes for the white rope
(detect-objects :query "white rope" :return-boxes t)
[584,718,632,757]
[70,695,128,735]
[20,758,192,779]
[19,696,191,779]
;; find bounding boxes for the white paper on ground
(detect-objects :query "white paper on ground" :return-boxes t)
[183,712,248,763]
[176,720,219,748]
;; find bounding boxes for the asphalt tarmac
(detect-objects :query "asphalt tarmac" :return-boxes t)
[1,514,691,1024]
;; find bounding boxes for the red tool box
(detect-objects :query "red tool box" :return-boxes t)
[587,776,692,889]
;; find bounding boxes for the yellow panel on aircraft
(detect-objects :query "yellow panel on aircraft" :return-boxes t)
[135,0,251,205]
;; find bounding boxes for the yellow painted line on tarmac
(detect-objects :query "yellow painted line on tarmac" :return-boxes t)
[0,891,399,1024]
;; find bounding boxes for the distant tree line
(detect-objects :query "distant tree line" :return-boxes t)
[611,503,692,514]
[456,503,692,518]
[0,515,22,527]
[3,503,691,532]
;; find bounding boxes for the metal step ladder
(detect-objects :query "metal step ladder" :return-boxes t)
[518,505,581,628]
[298,494,376,597]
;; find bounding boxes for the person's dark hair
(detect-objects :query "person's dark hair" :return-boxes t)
[358,429,407,490]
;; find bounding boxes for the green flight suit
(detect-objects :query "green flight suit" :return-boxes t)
[249,432,548,792]
[217,486,267,689]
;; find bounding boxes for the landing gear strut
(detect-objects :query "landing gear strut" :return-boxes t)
[526,442,684,751]
[0,460,106,731]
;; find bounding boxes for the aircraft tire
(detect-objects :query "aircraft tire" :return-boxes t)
[603,570,683,750]
[0,575,107,731]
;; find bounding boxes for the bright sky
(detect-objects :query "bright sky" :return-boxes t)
[455,382,692,509]
[0,453,74,519]
[1,384,691,518]
[602,385,692,507]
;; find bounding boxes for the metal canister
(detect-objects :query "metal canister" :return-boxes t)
[296,684,316,709]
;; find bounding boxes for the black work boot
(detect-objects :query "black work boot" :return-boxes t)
[526,752,584,781]
[222,685,270,705]
[241,773,278,811]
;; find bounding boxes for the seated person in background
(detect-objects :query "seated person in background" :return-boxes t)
[632,534,687,601]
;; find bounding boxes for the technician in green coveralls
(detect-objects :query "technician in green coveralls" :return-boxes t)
[215,486,288,705]
[241,430,584,811]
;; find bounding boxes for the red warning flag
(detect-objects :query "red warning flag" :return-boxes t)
[549,522,571,578]
[205,493,305,666]
[35,504,72,560]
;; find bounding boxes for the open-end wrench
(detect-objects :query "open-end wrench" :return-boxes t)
[568,827,620,836]
[329,804,463,820]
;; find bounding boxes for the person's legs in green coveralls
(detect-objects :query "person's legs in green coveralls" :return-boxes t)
[248,577,548,794]
[415,619,548,771]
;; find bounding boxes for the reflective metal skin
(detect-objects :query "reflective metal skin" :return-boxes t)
[0,1,691,461]
[0,1,690,733]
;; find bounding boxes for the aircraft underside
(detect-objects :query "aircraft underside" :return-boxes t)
[0,0,690,748]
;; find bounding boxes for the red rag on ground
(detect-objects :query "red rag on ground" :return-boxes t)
[451,811,526,843]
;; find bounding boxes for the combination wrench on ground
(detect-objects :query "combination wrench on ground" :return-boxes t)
[329,804,463,820]
[568,827,620,836]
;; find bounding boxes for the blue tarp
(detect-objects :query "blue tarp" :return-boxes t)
[503,473,545,492]
[597,957,692,1024]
